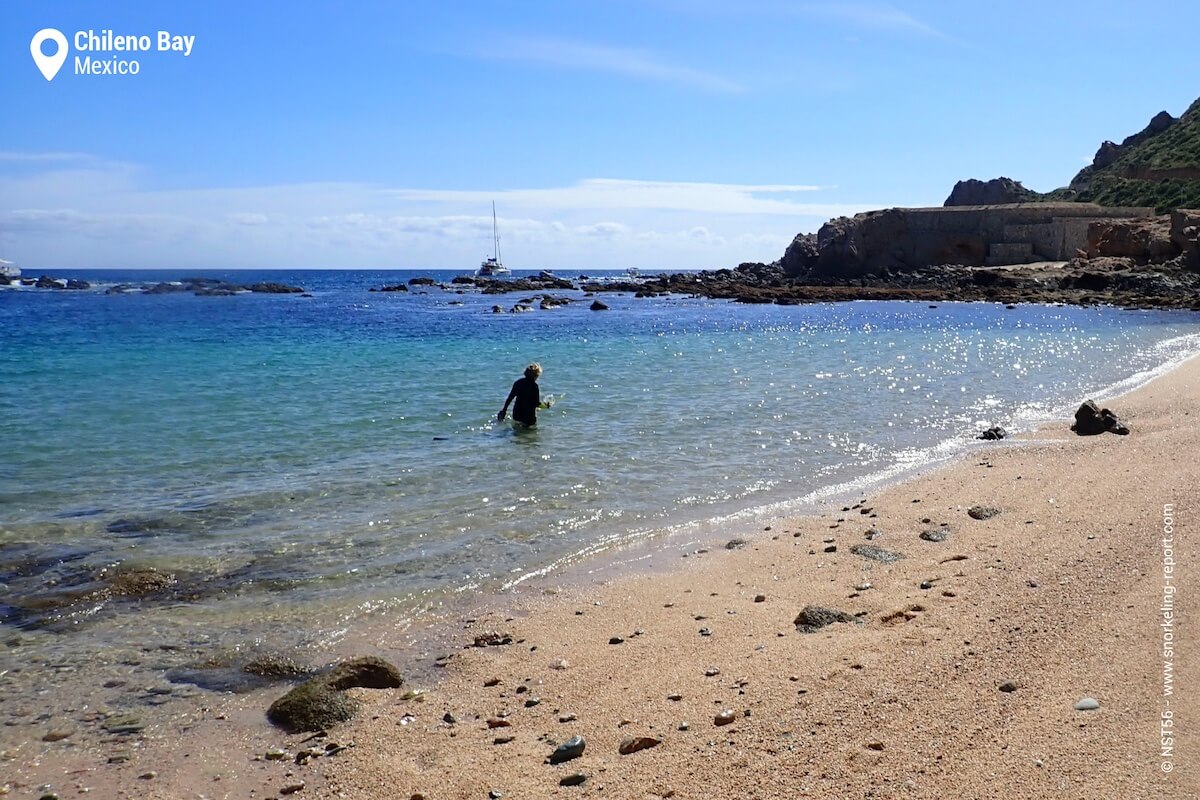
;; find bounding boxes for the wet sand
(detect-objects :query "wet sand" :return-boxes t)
[4,357,1197,799]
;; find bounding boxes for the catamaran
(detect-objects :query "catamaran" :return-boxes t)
[477,202,511,277]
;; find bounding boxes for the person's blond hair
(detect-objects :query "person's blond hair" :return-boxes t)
[524,363,542,379]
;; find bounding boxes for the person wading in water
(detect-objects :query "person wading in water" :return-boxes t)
[498,362,545,427]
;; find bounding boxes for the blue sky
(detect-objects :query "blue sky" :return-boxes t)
[3,1,1199,270]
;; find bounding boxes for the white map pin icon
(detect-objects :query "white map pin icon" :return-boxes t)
[30,28,68,81]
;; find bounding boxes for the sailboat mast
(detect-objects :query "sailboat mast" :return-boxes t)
[492,201,500,262]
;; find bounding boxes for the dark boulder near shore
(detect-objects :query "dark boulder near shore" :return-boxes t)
[1071,400,1130,435]
[267,656,403,732]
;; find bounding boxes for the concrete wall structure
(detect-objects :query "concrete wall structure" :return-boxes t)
[808,203,1156,277]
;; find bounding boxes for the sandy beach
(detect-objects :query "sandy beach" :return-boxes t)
[312,357,1194,798]
[5,354,1196,800]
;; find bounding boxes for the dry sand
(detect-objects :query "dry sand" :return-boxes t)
[5,356,1197,800]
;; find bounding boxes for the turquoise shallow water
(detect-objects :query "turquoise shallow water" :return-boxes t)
[3,269,1200,664]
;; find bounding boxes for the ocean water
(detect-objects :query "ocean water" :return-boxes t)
[3,269,1200,669]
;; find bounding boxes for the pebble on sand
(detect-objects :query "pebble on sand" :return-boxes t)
[967,505,1002,520]
[714,709,737,726]
[560,773,587,786]
[1074,697,1101,711]
[618,736,662,755]
[549,735,586,763]
[998,680,1021,693]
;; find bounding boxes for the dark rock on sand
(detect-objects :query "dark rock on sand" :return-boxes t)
[619,736,662,755]
[967,506,1002,520]
[977,426,1007,440]
[1071,400,1130,435]
[998,679,1021,693]
[267,656,403,732]
[268,680,360,732]
[323,656,403,690]
[559,773,588,786]
[473,631,513,647]
[549,735,586,763]
[793,605,861,633]
[849,543,905,563]
[919,529,950,543]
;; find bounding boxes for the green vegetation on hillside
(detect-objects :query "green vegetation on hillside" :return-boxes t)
[1081,175,1200,212]
[1107,97,1200,172]
[1018,96,1200,212]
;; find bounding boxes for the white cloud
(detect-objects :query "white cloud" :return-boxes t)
[229,212,269,226]
[0,153,887,270]
[385,178,840,216]
[452,35,745,93]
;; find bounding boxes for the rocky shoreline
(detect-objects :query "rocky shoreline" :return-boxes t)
[0,274,307,295]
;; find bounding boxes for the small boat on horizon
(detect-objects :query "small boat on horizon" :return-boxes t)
[0,259,20,279]
[477,202,511,277]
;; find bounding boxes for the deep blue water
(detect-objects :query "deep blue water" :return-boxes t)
[3,268,1200,663]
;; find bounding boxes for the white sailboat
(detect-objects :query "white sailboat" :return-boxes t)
[477,202,511,276]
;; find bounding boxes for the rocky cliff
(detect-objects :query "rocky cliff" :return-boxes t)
[956,96,1200,212]
[944,177,1038,207]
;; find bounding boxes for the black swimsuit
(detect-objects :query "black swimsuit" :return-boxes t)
[509,377,540,426]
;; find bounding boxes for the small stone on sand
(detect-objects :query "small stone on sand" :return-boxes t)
[967,506,1001,520]
[550,735,586,763]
